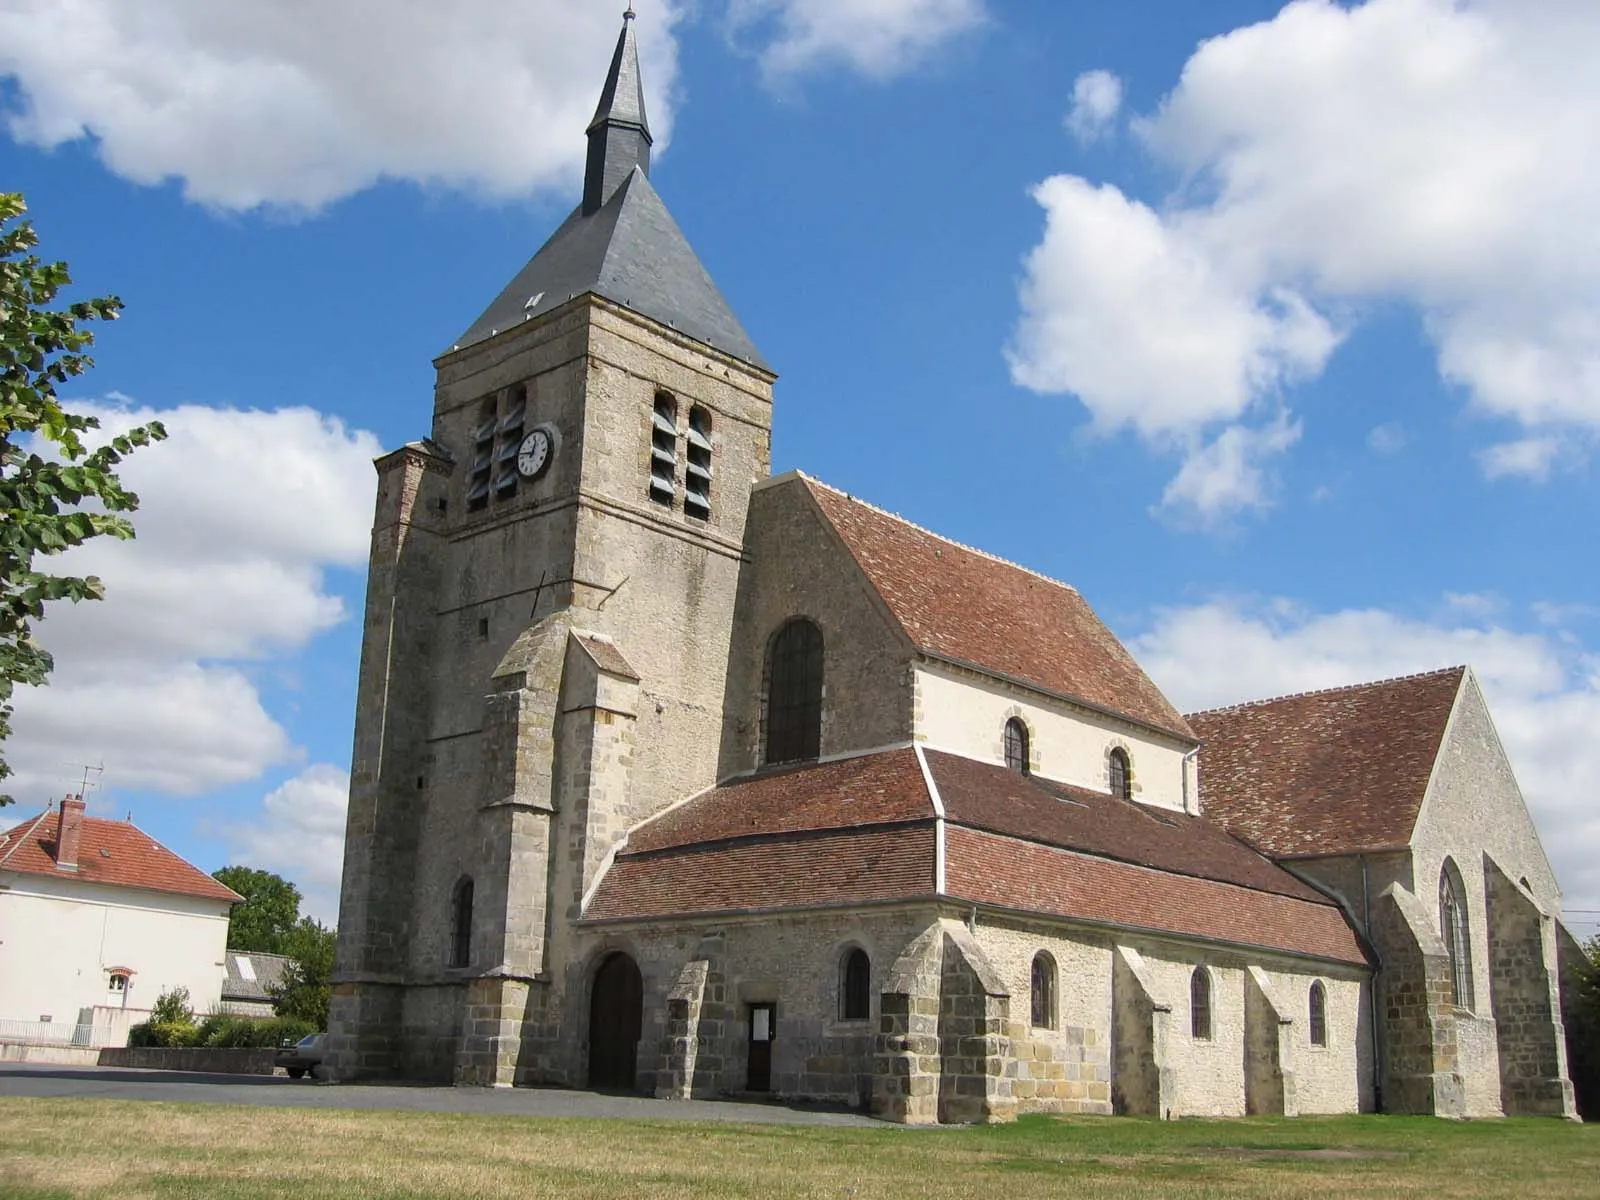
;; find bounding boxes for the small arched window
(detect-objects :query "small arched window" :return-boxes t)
[1439,859,1474,1010]
[1190,966,1212,1040]
[765,619,824,765]
[1030,952,1056,1029]
[1004,718,1030,775]
[450,877,474,969]
[1309,981,1328,1047]
[840,948,870,1020]
[1109,747,1132,800]
[684,406,713,521]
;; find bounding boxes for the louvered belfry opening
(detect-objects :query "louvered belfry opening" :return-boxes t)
[685,406,713,520]
[765,618,824,765]
[649,392,677,507]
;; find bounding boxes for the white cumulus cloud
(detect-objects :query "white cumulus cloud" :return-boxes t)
[727,0,986,81]
[1132,596,1600,921]
[1011,0,1600,520]
[7,402,380,801]
[224,764,350,925]
[1065,69,1123,144]
[0,0,685,212]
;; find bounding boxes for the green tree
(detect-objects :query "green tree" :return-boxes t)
[214,866,303,953]
[0,193,166,804]
[1570,934,1600,1120]
[270,917,336,1029]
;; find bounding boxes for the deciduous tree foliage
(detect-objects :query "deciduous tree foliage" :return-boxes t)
[1570,935,1600,1120]
[0,192,165,803]
[214,865,304,954]
[270,917,335,1029]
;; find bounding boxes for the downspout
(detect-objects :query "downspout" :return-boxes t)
[1363,854,1384,1113]
[1180,746,1201,815]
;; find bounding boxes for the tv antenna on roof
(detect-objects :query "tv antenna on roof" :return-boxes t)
[63,761,104,800]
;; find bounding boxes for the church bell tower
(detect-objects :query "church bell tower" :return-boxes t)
[329,7,776,1086]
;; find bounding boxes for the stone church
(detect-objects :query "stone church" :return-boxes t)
[328,11,1581,1122]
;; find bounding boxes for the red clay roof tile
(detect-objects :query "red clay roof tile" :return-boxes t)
[1188,668,1465,858]
[944,826,1368,966]
[802,479,1195,740]
[0,811,240,905]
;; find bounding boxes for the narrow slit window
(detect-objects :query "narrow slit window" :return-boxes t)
[1030,952,1056,1029]
[649,393,677,507]
[1439,860,1474,1010]
[685,406,713,520]
[450,878,474,969]
[1004,718,1030,775]
[765,618,824,765]
[1309,981,1328,1047]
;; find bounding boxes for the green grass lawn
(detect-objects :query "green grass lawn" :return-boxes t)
[0,1100,1595,1199]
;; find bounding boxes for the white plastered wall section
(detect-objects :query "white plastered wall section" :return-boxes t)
[0,873,230,1024]
[1252,965,1371,1114]
[1407,668,1568,1118]
[912,663,1197,812]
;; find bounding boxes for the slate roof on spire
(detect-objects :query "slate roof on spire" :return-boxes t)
[447,11,769,371]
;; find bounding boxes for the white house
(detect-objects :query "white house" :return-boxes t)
[0,796,239,1044]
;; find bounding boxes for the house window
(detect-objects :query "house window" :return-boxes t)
[108,973,129,994]
[468,385,528,511]
[765,618,824,765]
[1109,747,1132,800]
[649,392,678,507]
[1004,718,1030,775]
[1439,859,1474,1010]
[1190,967,1212,1040]
[684,406,713,520]
[840,948,870,1020]
[1030,952,1056,1029]
[1309,980,1328,1047]
[450,877,474,969]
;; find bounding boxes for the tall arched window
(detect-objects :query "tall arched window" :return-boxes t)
[450,877,474,969]
[840,948,870,1020]
[1308,981,1328,1047]
[1439,860,1474,1010]
[684,406,713,520]
[765,619,824,765]
[648,392,678,507]
[1030,952,1056,1029]
[1190,966,1212,1040]
[1004,718,1030,775]
[1109,747,1132,800]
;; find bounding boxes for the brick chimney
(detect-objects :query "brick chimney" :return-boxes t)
[55,795,85,870]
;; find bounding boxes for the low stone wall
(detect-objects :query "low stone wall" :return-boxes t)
[97,1047,281,1075]
[1,1043,102,1066]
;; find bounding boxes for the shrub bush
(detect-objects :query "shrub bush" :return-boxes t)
[127,1020,199,1048]
[193,1014,316,1049]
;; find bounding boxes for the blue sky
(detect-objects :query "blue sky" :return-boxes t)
[1,0,1596,932]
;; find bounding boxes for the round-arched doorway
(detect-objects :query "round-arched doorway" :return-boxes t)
[588,951,643,1090]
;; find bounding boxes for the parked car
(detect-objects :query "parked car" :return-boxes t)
[275,1032,326,1079]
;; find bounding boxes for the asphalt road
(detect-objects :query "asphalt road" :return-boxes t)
[0,1063,876,1126]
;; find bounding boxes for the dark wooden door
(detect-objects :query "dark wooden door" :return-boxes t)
[747,1003,775,1092]
[588,952,643,1090]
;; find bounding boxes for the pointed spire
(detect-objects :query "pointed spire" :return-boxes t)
[583,7,654,216]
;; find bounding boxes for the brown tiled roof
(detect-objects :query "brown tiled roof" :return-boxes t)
[945,827,1368,966]
[586,825,937,920]
[627,748,933,853]
[1188,668,1465,858]
[588,748,1365,966]
[0,812,240,904]
[925,750,1322,902]
[802,478,1194,740]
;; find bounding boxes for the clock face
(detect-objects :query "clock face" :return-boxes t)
[517,429,552,479]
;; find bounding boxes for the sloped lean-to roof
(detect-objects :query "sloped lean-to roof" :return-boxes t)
[798,478,1194,741]
[585,747,1367,966]
[0,812,241,905]
[1189,667,1467,860]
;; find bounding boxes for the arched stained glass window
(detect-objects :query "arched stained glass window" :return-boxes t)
[1109,747,1132,800]
[1004,718,1030,775]
[765,619,823,765]
[1439,860,1474,1010]
[1191,966,1212,1040]
[1309,980,1328,1047]
[840,948,870,1020]
[1030,952,1056,1029]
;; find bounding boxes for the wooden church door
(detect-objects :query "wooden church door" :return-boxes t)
[747,1003,775,1092]
[588,952,643,1090]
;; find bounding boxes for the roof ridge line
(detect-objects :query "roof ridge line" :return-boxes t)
[0,808,53,869]
[1184,665,1467,718]
[797,474,1082,597]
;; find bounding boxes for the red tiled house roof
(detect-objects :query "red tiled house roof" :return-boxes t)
[1188,667,1466,859]
[586,748,1367,966]
[801,478,1195,740]
[0,811,241,904]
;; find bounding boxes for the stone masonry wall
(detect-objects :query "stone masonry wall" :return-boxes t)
[1372,884,1465,1116]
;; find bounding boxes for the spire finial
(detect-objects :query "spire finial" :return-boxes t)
[584,2,653,214]
[624,4,636,20]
